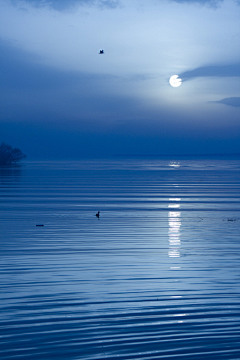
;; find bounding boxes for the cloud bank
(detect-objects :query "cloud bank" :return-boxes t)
[170,0,240,7]
[170,0,223,5]
[11,0,120,10]
[211,97,240,107]
[11,0,238,11]
[180,64,240,81]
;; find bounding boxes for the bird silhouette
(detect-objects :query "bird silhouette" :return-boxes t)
[96,211,100,218]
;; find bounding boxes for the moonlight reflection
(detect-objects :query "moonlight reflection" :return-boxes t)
[168,209,181,258]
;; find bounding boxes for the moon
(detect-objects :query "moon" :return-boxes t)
[169,75,182,87]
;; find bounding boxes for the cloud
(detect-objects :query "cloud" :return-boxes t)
[0,40,83,90]
[210,97,240,108]
[13,0,240,11]
[170,0,240,7]
[11,0,120,11]
[169,0,224,7]
[180,64,240,81]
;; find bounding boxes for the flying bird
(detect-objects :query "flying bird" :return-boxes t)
[99,49,104,54]
[96,211,100,218]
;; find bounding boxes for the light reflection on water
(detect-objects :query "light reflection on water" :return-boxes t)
[1,159,240,360]
[168,207,181,258]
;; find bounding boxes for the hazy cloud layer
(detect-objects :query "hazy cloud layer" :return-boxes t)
[180,64,240,81]
[11,0,120,10]
[11,0,236,10]
[170,0,223,5]
[170,0,240,7]
[0,41,81,90]
[211,97,240,107]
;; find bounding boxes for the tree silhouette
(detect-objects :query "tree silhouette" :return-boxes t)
[0,142,26,165]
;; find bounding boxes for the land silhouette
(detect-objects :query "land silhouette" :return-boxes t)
[0,142,26,165]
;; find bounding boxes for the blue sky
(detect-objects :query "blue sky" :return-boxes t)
[0,0,239,158]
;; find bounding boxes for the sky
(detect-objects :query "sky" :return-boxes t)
[0,0,240,159]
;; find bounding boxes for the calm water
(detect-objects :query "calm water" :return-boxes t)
[1,159,240,360]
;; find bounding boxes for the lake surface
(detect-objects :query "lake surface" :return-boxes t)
[1,158,240,359]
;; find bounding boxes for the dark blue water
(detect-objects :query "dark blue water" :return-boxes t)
[1,159,240,359]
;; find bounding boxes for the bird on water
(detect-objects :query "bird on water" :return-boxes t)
[96,211,100,218]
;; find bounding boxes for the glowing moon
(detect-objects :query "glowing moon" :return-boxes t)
[169,75,182,87]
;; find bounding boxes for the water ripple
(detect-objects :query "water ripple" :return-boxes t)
[1,159,240,359]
